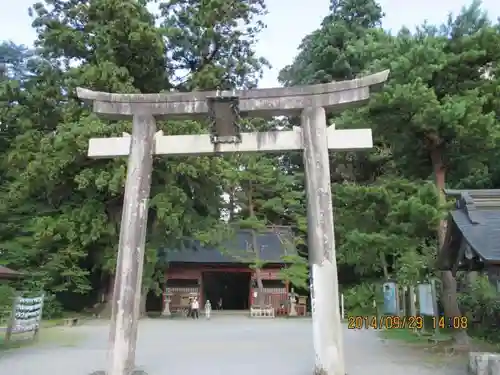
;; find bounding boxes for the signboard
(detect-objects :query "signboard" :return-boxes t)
[5,292,45,342]
[382,282,398,315]
[417,283,434,316]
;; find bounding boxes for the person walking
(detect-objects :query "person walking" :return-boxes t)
[191,297,199,319]
[186,296,192,318]
[217,297,223,311]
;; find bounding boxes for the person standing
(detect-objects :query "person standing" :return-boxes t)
[191,297,199,319]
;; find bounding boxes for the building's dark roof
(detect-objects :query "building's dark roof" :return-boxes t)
[161,227,296,264]
[443,189,500,263]
[0,265,21,280]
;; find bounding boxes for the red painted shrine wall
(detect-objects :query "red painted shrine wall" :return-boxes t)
[249,269,288,313]
[164,265,288,312]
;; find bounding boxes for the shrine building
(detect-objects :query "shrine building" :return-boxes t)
[439,189,500,291]
[159,227,298,314]
[0,265,22,283]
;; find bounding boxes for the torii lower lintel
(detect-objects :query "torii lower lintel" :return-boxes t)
[87,126,373,158]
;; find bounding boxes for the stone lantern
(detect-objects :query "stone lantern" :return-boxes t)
[288,288,298,317]
[162,292,173,317]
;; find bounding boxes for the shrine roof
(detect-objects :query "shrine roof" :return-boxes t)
[441,189,500,265]
[160,228,296,264]
[0,265,22,280]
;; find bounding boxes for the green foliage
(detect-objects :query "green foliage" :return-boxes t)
[0,0,269,312]
[0,284,15,325]
[334,178,440,283]
[281,0,500,343]
[279,0,384,85]
[343,282,382,316]
[458,275,500,341]
[159,0,269,90]
[40,293,64,320]
[278,255,309,290]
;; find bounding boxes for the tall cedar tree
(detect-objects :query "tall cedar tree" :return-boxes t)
[0,0,267,315]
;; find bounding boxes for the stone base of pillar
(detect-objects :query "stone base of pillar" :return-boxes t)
[313,367,348,375]
[90,369,148,375]
[468,352,500,375]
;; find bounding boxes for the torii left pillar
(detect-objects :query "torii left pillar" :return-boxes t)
[107,114,157,375]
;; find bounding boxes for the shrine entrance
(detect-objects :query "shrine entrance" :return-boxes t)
[202,271,251,310]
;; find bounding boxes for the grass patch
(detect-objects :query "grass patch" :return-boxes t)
[379,327,500,368]
[379,328,467,366]
[380,328,451,345]
[381,328,500,352]
[0,326,85,351]
[0,332,37,350]
[381,328,426,343]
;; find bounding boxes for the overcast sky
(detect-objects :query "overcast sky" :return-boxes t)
[1,0,499,88]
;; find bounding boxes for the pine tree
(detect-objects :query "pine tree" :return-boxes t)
[223,148,304,307]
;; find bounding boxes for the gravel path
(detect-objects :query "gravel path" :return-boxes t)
[1,317,466,375]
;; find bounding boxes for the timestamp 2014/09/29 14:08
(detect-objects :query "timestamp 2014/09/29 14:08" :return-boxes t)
[347,315,469,330]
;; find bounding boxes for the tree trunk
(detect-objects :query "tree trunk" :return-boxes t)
[253,265,266,308]
[431,148,470,346]
[228,186,236,222]
[380,252,389,280]
[251,229,265,307]
[248,181,265,308]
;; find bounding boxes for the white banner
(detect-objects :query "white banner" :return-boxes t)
[418,284,434,316]
[18,297,43,304]
[11,293,45,334]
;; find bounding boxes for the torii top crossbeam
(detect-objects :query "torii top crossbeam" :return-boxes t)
[76,70,389,120]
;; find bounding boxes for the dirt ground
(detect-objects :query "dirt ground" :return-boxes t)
[1,317,468,375]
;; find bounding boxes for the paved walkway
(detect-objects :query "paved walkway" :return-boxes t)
[1,317,466,375]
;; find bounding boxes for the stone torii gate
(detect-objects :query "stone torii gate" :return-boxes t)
[77,69,389,375]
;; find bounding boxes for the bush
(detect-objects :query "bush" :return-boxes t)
[343,282,382,316]
[40,293,64,320]
[458,275,500,341]
[0,284,15,325]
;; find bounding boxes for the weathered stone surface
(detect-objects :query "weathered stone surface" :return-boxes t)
[89,370,147,375]
[468,352,500,375]
[76,70,389,120]
[87,126,373,158]
[106,114,156,375]
[302,106,344,375]
[489,358,500,375]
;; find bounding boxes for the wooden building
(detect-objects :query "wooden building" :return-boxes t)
[439,189,500,290]
[0,265,21,282]
[160,228,299,314]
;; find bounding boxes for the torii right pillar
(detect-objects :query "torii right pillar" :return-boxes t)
[302,106,345,375]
